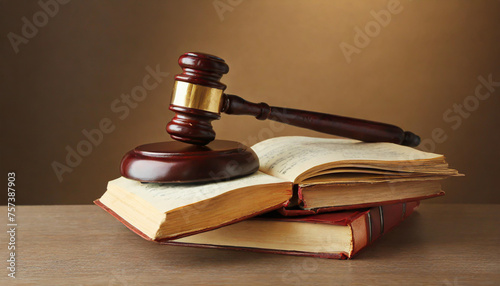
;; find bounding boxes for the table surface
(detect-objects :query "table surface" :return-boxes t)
[1,203,499,285]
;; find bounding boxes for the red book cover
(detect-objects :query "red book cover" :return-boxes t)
[166,201,419,259]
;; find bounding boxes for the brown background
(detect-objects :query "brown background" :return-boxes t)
[1,0,499,205]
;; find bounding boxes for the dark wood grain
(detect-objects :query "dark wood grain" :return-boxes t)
[2,204,499,285]
[166,105,220,145]
[223,94,420,146]
[174,52,229,89]
[120,139,259,183]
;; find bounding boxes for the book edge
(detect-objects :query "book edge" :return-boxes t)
[163,241,349,260]
[276,192,441,216]
[350,201,419,257]
[94,199,289,241]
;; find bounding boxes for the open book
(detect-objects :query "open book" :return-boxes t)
[96,172,291,241]
[95,136,459,241]
[252,136,458,214]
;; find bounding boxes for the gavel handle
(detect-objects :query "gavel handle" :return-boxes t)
[222,94,420,147]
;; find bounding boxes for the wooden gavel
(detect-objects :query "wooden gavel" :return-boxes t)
[166,52,420,147]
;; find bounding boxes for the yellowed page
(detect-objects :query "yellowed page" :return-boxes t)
[174,220,351,254]
[251,136,443,182]
[106,171,289,213]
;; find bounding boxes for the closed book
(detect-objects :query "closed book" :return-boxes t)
[168,201,419,259]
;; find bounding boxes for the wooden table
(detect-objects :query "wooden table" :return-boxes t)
[2,204,499,285]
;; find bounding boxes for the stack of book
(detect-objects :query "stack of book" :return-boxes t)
[95,136,459,259]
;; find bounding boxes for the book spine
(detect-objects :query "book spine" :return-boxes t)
[350,201,419,257]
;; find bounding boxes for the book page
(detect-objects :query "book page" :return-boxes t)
[107,172,289,213]
[251,136,442,182]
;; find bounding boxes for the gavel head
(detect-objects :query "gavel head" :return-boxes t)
[166,52,229,145]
